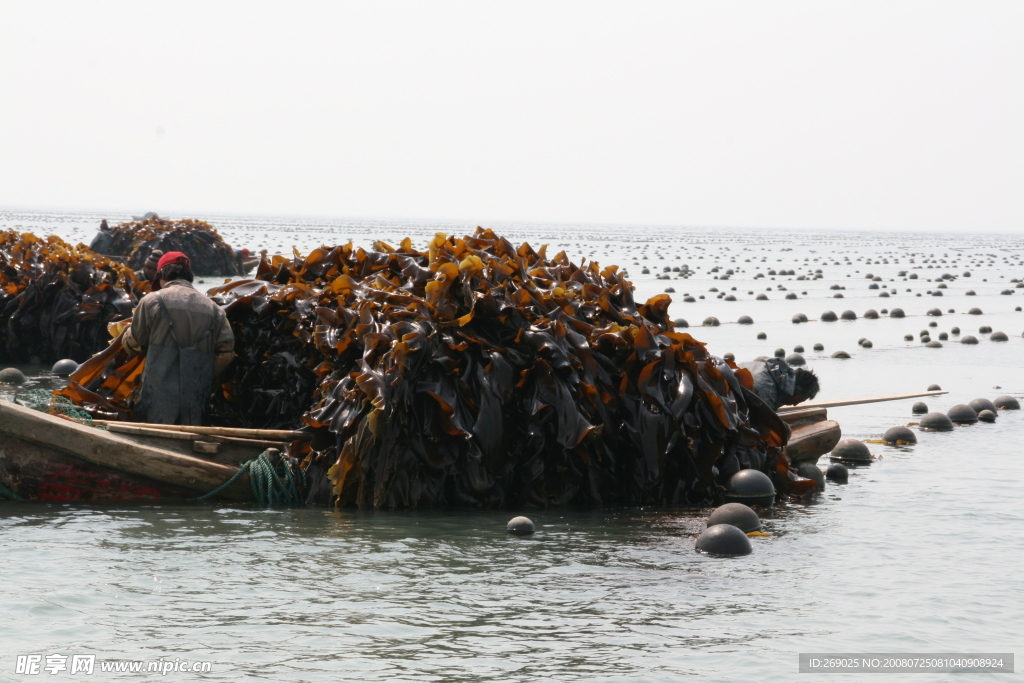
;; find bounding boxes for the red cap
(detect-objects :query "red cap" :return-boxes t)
[156,251,190,272]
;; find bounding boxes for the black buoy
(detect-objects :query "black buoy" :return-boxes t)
[961,335,978,344]
[774,348,786,358]
[951,326,960,335]
[831,350,851,359]
[927,308,942,316]
[673,318,689,328]
[990,331,1008,342]
[0,368,26,385]
[994,395,1021,410]
[506,516,535,536]
[927,384,941,391]
[979,325,992,334]
[796,462,825,491]
[737,315,754,325]
[890,308,905,318]
[861,340,873,348]
[863,309,879,319]
[968,398,997,414]
[882,426,917,444]
[821,310,838,322]
[725,469,776,507]
[703,317,720,327]
[912,402,928,414]
[723,352,735,361]
[977,410,997,423]
[919,412,954,431]
[793,312,808,323]
[840,310,857,320]
[793,345,805,353]
[813,343,824,351]
[925,341,942,348]
[695,524,752,556]
[947,404,978,424]
[786,353,806,366]
[707,502,761,533]
[830,439,871,464]
[51,359,78,377]
[904,334,914,341]
[968,307,983,315]
[825,463,849,483]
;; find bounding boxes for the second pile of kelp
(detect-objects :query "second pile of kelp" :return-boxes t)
[95,217,243,276]
[64,229,794,508]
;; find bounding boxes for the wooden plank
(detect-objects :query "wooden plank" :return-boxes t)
[786,419,842,464]
[104,423,196,441]
[0,400,251,500]
[778,390,948,413]
[778,407,827,426]
[93,420,308,441]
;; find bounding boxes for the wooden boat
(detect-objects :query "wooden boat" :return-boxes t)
[0,399,291,503]
[1,393,844,504]
[779,407,842,464]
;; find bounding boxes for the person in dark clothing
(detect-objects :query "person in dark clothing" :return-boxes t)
[123,252,234,425]
[89,220,113,254]
[133,250,163,283]
[738,357,819,411]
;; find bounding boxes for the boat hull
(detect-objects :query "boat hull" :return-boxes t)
[0,435,195,502]
[0,400,253,503]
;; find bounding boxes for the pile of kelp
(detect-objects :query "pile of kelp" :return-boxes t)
[0,230,137,364]
[96,217,243,276]
[64,229,799,509]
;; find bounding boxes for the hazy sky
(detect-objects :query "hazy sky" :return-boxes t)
[1,1,1021,232]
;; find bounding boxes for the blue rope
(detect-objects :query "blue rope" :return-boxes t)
[197,449,304,507]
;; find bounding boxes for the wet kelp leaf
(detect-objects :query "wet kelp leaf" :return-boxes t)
[65,228,798,508]
[0,230,137,364]
[100,217,243,277]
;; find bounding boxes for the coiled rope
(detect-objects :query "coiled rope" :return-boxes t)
[197,449,304,507]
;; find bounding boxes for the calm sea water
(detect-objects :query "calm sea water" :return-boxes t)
[1,210,1023,681]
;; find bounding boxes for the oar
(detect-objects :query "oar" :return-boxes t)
[92,421,311,441]
[777,389,948,413]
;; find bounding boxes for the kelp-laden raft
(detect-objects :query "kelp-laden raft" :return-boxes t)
[0,230,137,364]
[95,217,243,276]
[63,229,806,509]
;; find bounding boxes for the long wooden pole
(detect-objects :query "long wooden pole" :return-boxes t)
[92,421,310,441]
[777,390,948,413]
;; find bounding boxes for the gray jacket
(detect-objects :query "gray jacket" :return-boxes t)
[738,358,797,411]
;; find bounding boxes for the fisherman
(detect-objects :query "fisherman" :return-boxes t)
[232,247,251,274]
[89,219,113,255]
[133,250,163,284]
[738,357,820,411]
[122,251,234,425]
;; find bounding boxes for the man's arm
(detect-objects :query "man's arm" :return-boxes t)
[212,309,235,376]
[122,297,153,355]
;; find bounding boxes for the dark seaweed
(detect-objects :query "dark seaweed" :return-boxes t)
[63,229,802,508]
[0,231,138,364]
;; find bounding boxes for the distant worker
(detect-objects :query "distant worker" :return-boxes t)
[233,247,251,274]
[133,250,164,283]
[738,357,819,411]
[89,219,113,255]
[123,252,234,425]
